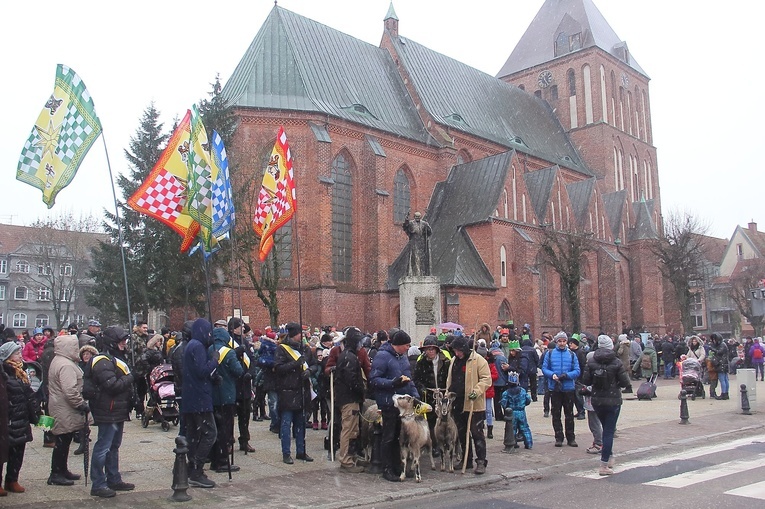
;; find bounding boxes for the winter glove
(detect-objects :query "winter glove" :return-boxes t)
[234,345,246,356]
[77,402,90,414]
[211,373,223,386]
[468,391,478,400]
[392,376,407,388]
[211,350,220,363]
[242,372,253,382]
[558,373,568,380]
[301,369,311,380]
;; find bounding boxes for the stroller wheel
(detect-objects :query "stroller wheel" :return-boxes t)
[141,413,150,428]
[172,418,179,426]
[161,422,170,432]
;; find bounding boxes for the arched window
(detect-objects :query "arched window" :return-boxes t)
[599,65,607,122]
[331,152,353,282]
[503,189,509,219]
[393,168,410,224]
[35,314,50,327]
[583,64,593,124]
[13,313,27,328]
[497,300,512,322]
[568,69,576,96]
[500,245,507,287]
[14,286,28,300]
[274,220,292,278]
[15,260,29,273]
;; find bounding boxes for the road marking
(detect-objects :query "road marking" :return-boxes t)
[645,455,765,488]
[569,434,765,479]
[725,480,765,500]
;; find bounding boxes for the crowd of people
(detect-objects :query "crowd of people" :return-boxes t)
[0,319,763,496]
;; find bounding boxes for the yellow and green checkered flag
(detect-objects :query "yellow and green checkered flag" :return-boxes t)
[17,64,102,208]
[186,104,218,253]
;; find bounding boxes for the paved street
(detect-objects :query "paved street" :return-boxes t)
[5,375,764,509]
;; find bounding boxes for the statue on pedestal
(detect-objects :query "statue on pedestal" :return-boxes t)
[402,211,432,276]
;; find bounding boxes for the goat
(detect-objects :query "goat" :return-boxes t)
[357,399,379,462]
[392,394,435,482]
[432,390,459,472]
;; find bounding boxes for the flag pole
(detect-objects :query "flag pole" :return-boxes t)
[101,133,133,335]
[294,211,303,327]
[202,253,213,324]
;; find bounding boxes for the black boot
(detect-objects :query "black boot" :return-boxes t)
[487,425,493,439]
[73,439,87,456]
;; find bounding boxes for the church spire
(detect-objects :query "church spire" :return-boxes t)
[384,2,398,38]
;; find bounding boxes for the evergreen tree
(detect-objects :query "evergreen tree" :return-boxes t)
[88,104,208,325]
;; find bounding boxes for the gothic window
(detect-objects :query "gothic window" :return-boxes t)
[569,33,581,51]
[583,64,593,124]
[274,220,292,278]
[503,189,509,219]
[497,299,512,322]
[331,153,353,282]
[537,252,548,320]
[393,168,411,224]
[568,69,576,96]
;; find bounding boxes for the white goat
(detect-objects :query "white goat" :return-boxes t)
[433,390,459,472]
[392,394,434,482]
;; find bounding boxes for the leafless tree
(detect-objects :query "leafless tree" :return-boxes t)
[538,225,596,333]
[652,210,709,335]
[728,258,765,337]
[23,214,104,329]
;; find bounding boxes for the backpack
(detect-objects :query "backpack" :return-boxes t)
[592,363,611,391]
[82,354,118,400]
[640,352,652,369]
[754,347,764,360]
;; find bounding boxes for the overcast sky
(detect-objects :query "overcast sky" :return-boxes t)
[2,0,762,239]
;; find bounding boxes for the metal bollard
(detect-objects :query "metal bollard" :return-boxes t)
[170,436,192,502]
[679,389,690,425]
[740,384,752,415]
[503,411,517,451]
[366,417,383,474]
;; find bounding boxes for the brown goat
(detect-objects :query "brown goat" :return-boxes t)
[433,390,459,472]
[392,394,434,482]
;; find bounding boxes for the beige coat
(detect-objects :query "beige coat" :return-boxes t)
[446,350,492,412]
[48,334,91,435]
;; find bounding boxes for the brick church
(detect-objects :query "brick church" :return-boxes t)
[214,0,670,336]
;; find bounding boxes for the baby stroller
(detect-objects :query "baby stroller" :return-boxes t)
[680,358,705,400]
[142,363,179,431]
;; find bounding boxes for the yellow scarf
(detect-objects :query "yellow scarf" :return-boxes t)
[5,359,30,385]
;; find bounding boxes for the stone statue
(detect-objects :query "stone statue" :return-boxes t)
[402,211,432,276]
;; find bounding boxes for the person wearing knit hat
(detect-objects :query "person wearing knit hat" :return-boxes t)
[370,329,419,482]
[445,328,492,475]
[1,339,41,494]
[568,335,587,420]
[500,370,533,450]
[580,331,632,476]
[541,331,580,447]
[273,322,314,465]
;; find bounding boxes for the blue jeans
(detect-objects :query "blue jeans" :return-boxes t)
[280,409,306,456]
[664,362,673,378]
[268,390,280,431]
[593,405,621,464]
[718,372,729,394]
[90,422,124,490]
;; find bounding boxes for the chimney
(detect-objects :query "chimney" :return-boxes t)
[749,220,758,232]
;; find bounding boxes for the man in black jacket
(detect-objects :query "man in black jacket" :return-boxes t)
[334,327,366,473]
[273,322,314,464]
[89,326,135,498]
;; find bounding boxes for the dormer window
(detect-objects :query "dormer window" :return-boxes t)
[444,113,469,127]
[343,103,378,120]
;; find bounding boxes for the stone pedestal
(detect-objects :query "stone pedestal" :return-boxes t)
[398,276,441,343]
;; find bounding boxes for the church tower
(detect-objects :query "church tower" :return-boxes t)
[498,0,666,331]
[498,0,660,237]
